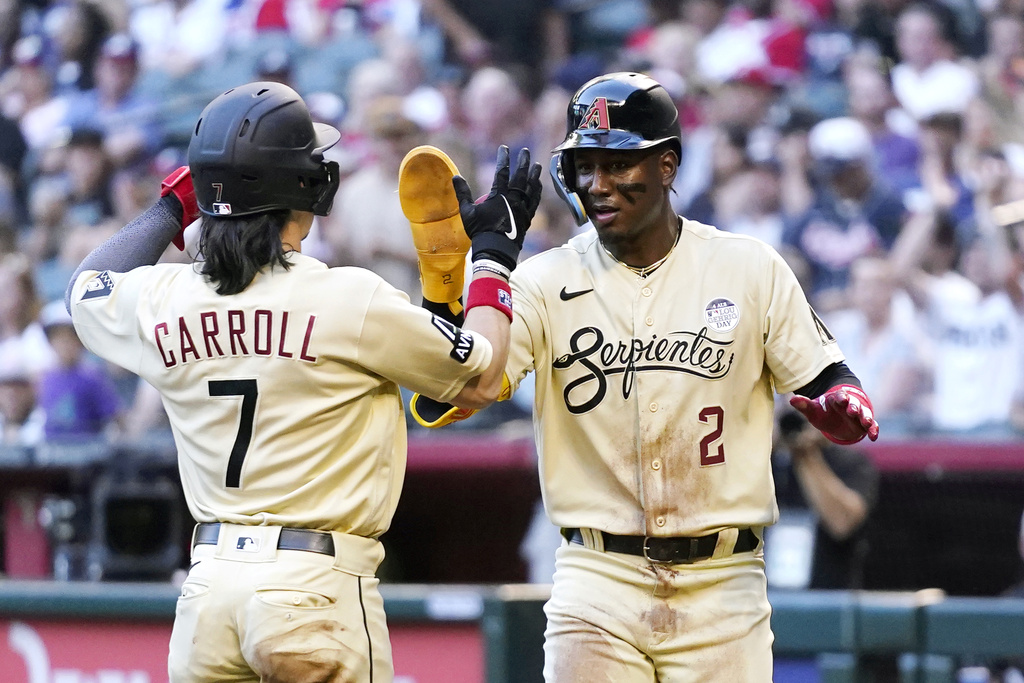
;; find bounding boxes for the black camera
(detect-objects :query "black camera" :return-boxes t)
[778,411,807,438]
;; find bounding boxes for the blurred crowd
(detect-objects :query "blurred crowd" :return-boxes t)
[1,0,1024,449]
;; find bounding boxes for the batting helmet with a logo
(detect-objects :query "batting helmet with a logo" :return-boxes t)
[188,81,341,218]
[550,72,681,225]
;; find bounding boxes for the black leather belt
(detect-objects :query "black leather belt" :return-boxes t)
[563,527,758,564]
[193,522,335,557]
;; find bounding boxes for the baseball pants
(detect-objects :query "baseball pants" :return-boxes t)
[168,523,392,683]
[543,537,774,683]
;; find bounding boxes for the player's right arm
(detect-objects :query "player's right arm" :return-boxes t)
[64,166,198,313]
[451,276,512,407]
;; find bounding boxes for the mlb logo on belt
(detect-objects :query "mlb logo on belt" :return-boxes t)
[236,536,261,552]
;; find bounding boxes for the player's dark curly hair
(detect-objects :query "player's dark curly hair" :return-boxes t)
[198,211,293,295]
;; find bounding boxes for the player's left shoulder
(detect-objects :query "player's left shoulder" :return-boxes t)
[680,217,778,263]
[72,261,182,306]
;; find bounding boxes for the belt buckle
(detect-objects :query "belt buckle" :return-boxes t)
[642,537,677,564]
[643,537,702,564]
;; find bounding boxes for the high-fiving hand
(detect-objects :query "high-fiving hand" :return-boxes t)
[454,146,542,271]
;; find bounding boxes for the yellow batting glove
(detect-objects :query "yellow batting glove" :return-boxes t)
[398,145,471,304]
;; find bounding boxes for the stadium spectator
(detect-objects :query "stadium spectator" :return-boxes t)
[379,34,450,134]
[797,0,858,118]
[0,253,55,378]
[521,76,585,258]
[686,124,788,249]
[772,407,880,589]
[334,57,405,174]
[684,123,753,226]
[36,300,122,442]
[43,0,112,94]
[0,358,43,447]
[0,110,26,229]
[823,256,930,432]
[57,128,116,228]
[890,1,979,121]
[890,205,1024,435]
[419,0,568,78]
[843,52,920,193]
[252,47,295,87]
[673,68,783,212]
[720,159,788,248]
[128,0,230,82]
[0,35,70,164]
[62,34,164,168]
[976,13,1024,152]
[774,105,819,221]
[903,111,975,225]
[325,95,425,299]
[459,65,536,193]
[782,116,907,311]
[23,177,73,302]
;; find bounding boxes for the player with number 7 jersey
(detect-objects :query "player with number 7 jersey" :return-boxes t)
[64,82,542,683]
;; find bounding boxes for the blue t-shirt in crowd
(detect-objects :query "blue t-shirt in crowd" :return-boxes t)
[38,362,121,440]
[783,184,906,296]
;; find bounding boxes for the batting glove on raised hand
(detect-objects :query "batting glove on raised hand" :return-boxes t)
[453,145,542,271]
[789,384,880,445]
[160,166,200,251]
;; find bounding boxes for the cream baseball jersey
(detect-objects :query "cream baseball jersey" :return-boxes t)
[70,252,491,537]
[506,218,844,537]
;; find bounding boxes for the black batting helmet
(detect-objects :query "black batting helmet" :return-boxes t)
[550,72,681,225]
[188,81,341,218]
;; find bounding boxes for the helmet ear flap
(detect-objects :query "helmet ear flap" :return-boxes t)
[311,160,340,216]
[549,152,588,227]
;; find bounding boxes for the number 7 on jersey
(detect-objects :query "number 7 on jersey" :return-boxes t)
[209,379,259,488]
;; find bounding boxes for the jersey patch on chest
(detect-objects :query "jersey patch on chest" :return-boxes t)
[704,298,740,333]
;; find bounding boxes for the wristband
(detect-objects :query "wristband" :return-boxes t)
[472,258,511,280]
[465,276,513,321]
[160,166,199,251]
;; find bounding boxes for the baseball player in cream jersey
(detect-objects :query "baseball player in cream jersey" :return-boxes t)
[432,72,880,682]
[65,82,541,683]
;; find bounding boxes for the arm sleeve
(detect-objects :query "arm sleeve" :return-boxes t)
[64,196,183,313]
[793,362,862,399]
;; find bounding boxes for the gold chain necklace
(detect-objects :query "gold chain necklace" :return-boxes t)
[604,218,682,279]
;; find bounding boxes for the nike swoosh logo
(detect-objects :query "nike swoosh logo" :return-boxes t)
[559,287,594,301]
[500,195,518,239]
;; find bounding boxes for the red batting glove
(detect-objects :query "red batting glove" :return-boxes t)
[160,166,199,251]
[789,384,880,445]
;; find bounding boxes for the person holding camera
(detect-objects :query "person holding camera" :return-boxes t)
[773,407,881,589]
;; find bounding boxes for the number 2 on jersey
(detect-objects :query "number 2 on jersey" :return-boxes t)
[699,406,725,465]
[209,379,258,488]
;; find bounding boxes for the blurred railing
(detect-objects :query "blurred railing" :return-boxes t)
[0,581,1021,683]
